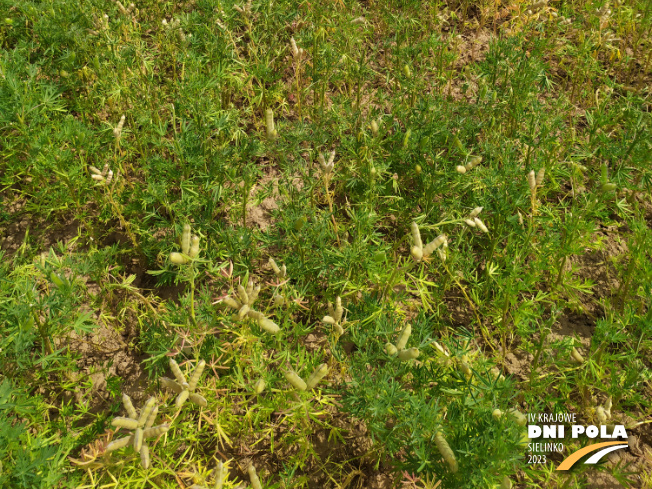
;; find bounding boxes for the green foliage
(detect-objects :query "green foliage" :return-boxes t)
[1,0,651,486]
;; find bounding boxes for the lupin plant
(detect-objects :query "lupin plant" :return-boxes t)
[189,461,226,489]
[265,108,277,140]
[113,0,136,17]
[409,222,448,262]
[434,431,458,473]
[222,277,281,334]
[248,464,263,489]
[88,162,142,256]
[160,358,208,408]
[167,224,202,326]
[318,150,340,240]
[269,257,289,307]
[527,167,545,216]
[322,296,345,335]
[282,363,329,391]
[290,37,305,119]
[384,323,420,361]
[106,396,169,469]
[600,163,618,194]
[455,155,482,174]
[170,224,201,265]
[463,207,489,233]
[233,0,252,18]
[112,114,126,143]
[89,164,114,186]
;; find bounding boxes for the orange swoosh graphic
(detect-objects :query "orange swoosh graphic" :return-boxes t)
[557,441,628,470]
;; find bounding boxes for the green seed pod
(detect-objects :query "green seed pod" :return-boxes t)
[238,304,250,319]
[527,170,536,191]
[265,108,277,140]
[247,310,265,320]
[237,284,249,305]
[423,235,446,257]
[414,164,422,175]
[143,424,169,439]
[508,409,527,427]
[106,435,133,452]
[188,235,200,259]
[248,464,262,489]
[273,294,285,307]
[144,405,159,429]
[469,207,483,218]
[453,135,466,155]
[370,120,379,135]
[213,461,225,489]
[170,359,187,385]
[188,360,206,391]
[385,343,398,355]
[269,257,281,276]
[604,397,612,417]
[432,341,448,356]
[294,216,307,231]
[492,409,503,420]
[465,218,476,228]
[501,476,512,489]
[139,443,150,469]
[459,361,472,378]
[398,348,420,361]
[112,417,139,430]
[189,393,208,407]
[434,431,458,473]
[133,427,144,452]
[170,252,188,265]
[138,398,157,427]
[223,297,240,309]
[259,317,280,334]
[306,363,328,389]
[411,245,423,262]
[323,316,336,325]
[571,347,584,364]
[411,222,422,250]
[600,163,608,184]
[395,324,412,350]
[283,369,307,391]
[536,167,545,186]
[181,224,191,255]
[254,378,266,395]
[596,406,608,424]
[403,129,411,149]
[473,218,489,233]
[456,165,467,174]
[250,284,261,302]
[50,271,65,288]
[468,155,482,168]
[176,389,190,408]
[334,297,343,322]
[403,64,411,78]
[601,182,617,192]
[122,394,137,419]
[160,377,183,394]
